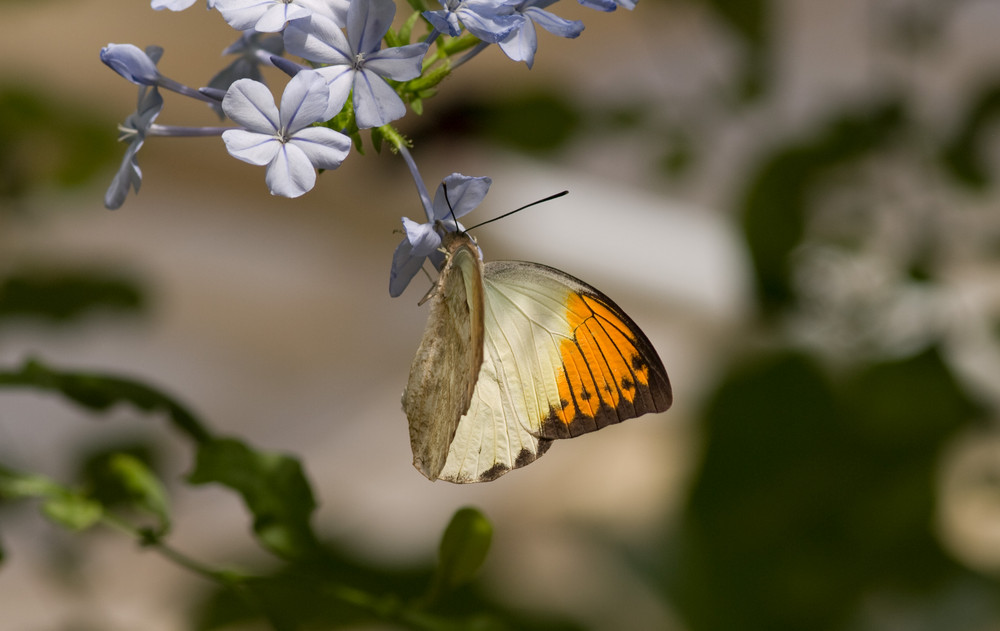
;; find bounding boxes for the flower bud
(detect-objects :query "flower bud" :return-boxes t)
[101,43,162,85]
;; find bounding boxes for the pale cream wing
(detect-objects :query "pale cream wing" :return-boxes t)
[402,234,484,481]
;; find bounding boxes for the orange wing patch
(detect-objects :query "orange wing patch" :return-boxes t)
[542,292,670,439]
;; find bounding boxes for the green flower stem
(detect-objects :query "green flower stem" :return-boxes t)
[103,512,238,584]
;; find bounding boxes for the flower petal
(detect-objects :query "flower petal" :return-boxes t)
[222,78,280,132]
[402,217,442,257]
[297,0,349,26]
[498,17,536,67]
[288,127,352,170]
[284,14,353,64]
[104,141,144,210]
[432,174,491,221]
[222,129,280,165]
[524,6,583,38]
[278,70,331,133]
[265,2,317,31]
[265,142,317,197]
[214,0,273,31]
[352,68,405,129]
[131,85,165,131]
[313,65,355,118]
[458,3,519,42]
[364,43,429,81]
[575,0,617,11]
[422,10,461,36]
[348,0,395,56]
[389,238,427,297]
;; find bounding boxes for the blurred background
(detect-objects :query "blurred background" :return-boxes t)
[3,0,1000,629]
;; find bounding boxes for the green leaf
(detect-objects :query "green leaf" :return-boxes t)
[0,465,104,532]
[468,91,581,154]
[105,453,171,534]
[0,268,146,324]
[42,493,103,531]
[668,347,978,631]
[398,10,421,46]
[188,438,319,560]
[0,357,212,444]
[403,0,427,14]
[0,83,118,201]
[700,0,769,99]
[434,507,493,594]
[0,466,59,499]
[739,101,904,315]
[940,80,1000,190]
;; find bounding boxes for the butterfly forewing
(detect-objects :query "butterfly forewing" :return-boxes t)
[482,262,672,441]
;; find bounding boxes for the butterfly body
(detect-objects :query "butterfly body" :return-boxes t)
[403,231,672,483]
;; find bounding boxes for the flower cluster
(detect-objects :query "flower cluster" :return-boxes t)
[102,0,634,294]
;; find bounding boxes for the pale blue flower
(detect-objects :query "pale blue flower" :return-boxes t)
[213,0,349,33]
[499,0,583,68]
[105,49,166,209]
[423,0,520,42]
[284,0,428,128]
[389,173,490,297]
[221,70,352,197]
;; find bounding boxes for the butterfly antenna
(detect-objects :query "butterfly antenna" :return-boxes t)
[441,182,463,233]
[466,190,568,232]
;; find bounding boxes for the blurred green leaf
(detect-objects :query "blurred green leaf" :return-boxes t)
[432,507,493,597]
[79,442,159,505]
[740,101,904,315]
[193,540,586,631]
[188,438,319,560]
[480,92,580,153]
[659,130,696,178]
[698,0,769,99]
[840,346,984,446]
[0,268,145,324]
[0,465,104,532]
[940,80,1000,191]
[0,82,117,201]
[422,91,581,154]
[668,347,980,630]
[42,493,104,531]
[103,453,171,535]
[0,357,213,444]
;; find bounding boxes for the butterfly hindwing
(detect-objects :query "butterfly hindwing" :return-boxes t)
[402,234,485,481]
[432,257,672,483]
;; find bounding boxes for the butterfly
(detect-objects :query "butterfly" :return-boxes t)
[402,229,672,483]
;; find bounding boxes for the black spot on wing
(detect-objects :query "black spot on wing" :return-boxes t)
[479,462,509,482]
